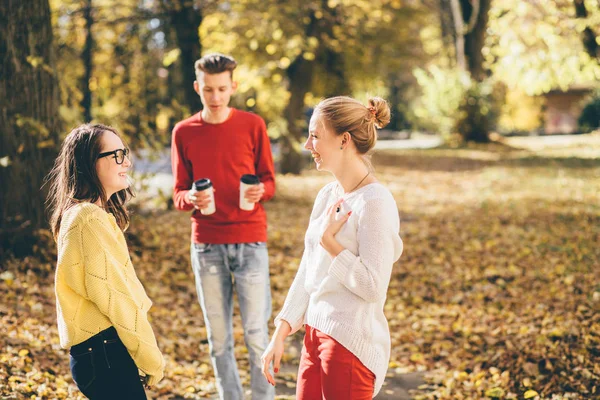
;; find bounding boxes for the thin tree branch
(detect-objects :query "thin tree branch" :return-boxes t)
[463,0,480,34]
[450,0,466,70]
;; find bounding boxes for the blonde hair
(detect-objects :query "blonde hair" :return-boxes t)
[314,96,391,154]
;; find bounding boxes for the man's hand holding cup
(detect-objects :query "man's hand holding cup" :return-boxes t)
[244,182,264,204]
[189,178,216,215]
[188,189,214,209]
[240,174,263,210]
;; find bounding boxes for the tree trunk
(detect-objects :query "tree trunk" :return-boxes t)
[170,1,202,113]
[439,0,457,65]
[280,1,344,174]
[280,49,316,174]
[0,0,61,248]
[280,11,320,174]
[320,4,348,97]
[461,0,490,81]
[450,0,493,142]
[81,0,94,121]
[574,0,600,62]
[450,0,467,70]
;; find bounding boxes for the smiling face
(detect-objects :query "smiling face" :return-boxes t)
[95,130,131,200]
[194,71,237,121]
[305,112,343,172]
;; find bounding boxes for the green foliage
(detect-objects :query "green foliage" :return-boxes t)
[46,0,600,156]
[50,0,190,148]
[578,93,600,133]
[486,0,600,96]
[200,0,427,137]
[409,66,470,139]
[454,79,503,142]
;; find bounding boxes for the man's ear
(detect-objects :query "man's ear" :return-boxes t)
[193,81,200,95]
[232,80,238,93]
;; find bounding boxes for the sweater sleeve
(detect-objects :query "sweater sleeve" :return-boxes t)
[171,126,194,211]
[81,216,165,382]
[274,253,310,334]
[327,197,403,303]
[274,184,334,333]
[254,117,276,202]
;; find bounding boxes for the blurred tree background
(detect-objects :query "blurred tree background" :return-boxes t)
[1,0,599,253]
[3,0,600,249]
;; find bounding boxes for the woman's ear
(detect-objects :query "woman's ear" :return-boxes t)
[342,132,351,145]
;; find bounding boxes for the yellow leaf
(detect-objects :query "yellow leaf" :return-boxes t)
[37,139,55,149]
[524,390,539,399]
[266,44,277,55]
[26,55,44,68]
[163,48,181,67]
[302,52,315,61]
[19,349,29,357]
[484,387,505,398]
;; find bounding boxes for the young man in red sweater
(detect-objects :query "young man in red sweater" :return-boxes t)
[171,53,275,400]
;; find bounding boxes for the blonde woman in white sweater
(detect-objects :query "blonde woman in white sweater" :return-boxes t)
[261,96,403,399]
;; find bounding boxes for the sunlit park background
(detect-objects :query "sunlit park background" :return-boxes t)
[1,0,600,399]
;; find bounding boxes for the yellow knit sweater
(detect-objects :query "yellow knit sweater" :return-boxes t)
[55,202,164,385]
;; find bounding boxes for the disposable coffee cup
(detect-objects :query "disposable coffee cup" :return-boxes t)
[193,178,215,215]
[240,174,260,211]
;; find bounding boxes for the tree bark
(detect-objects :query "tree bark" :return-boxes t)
[280,0,345,174]
[280,10,320,174]
[170,0,203,113]
[449,0,493,142]
[450,0,467,70]
[461,0,490,81]
[439,0,457,64]
[280,49,315,174]
[81,0,94,121]
[0,0,61,243]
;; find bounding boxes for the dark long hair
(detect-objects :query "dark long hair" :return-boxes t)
[45,123,134,239]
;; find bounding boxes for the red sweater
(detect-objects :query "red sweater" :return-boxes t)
[171,109,276,244]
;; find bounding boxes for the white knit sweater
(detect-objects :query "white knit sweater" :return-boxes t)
[275,181,403,397]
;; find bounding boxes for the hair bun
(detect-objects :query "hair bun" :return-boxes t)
[368,97,391,129]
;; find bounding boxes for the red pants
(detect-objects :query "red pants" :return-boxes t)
[296,325,375,400]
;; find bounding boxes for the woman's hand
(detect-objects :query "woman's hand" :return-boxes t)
[320,199,351,257]
[261,320,291,386]
[261,337,285,386]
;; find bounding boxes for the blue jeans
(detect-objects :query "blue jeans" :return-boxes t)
[191,242,274,400]
[69,326,147,399]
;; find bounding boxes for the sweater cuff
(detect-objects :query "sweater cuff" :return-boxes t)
[145,356,165,386]
[274,308,305,335]
[328,249,358,284]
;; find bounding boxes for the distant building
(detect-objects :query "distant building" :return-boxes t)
[542,84,594,134]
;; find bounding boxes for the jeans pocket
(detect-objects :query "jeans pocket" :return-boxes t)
[104,339,139,375]
[70,348,96,391]
[245,241,266,249]
[193,243,213,253]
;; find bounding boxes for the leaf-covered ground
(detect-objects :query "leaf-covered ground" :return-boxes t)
[1,136,599,399]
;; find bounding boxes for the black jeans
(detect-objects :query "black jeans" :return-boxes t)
[69,326,147,399]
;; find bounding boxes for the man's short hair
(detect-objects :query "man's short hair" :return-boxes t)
[195,53,237,78]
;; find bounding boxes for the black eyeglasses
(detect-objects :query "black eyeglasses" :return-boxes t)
[97,148,130,165]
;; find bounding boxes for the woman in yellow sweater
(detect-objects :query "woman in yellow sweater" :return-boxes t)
[46,124,165,399]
